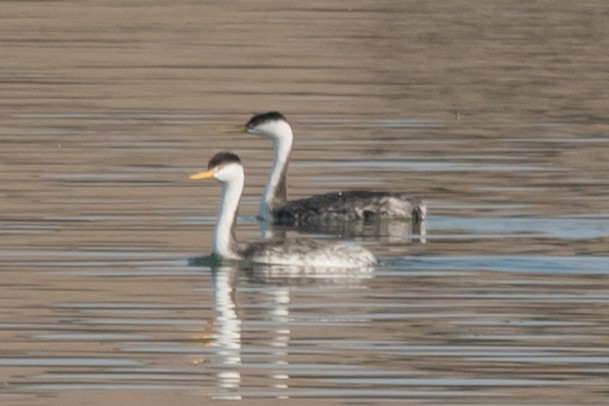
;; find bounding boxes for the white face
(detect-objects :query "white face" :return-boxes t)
[248,119,291,140]
[213,162,244,183]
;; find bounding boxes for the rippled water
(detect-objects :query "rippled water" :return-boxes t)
[2,1,609,405]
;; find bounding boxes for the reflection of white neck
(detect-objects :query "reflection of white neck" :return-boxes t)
[270,287,290,391]
[212,267,242,398]
[259,122,293,219]
[212,169,244,259]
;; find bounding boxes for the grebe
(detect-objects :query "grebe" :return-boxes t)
[230,112,426,227]
[190,152,376,268]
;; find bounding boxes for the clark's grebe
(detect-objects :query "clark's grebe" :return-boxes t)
[190,152,377,268]
[229,112,426,227]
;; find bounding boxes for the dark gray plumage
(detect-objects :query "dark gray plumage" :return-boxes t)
[274,190,426,226]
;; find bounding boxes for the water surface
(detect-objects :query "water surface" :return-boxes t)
[2,1,609,405]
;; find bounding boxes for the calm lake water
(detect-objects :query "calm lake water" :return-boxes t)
[2,1,609,405]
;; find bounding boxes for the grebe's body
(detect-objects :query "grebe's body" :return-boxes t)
[190,152,376,268]
[274,190,425,225]
[236,112,426,227]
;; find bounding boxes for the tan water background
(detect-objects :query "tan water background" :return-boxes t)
[2,1,609,405]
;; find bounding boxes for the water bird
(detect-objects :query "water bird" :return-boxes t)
[190,152,377,268]
[226,112,426,228]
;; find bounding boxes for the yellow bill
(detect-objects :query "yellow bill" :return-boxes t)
[216,125,247,134]
[189,168,215,180]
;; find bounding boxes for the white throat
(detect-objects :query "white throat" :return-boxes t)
[212,168,244,260]
[258,122,293,219]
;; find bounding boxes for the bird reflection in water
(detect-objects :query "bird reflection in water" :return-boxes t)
[259,215,427,244]
[209,266,241,400]
[188,257,373,400]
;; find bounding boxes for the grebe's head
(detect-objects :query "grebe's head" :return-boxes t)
[245,111,292,141]
[189,152,243,183]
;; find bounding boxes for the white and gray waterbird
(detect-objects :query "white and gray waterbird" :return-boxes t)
[228,112,426,227]
[190,152,377,268]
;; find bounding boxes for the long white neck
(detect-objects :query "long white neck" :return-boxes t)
[213,171,244,260]
[259,123,293,219]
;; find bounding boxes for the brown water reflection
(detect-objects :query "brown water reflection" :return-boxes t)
[2,1,609,405]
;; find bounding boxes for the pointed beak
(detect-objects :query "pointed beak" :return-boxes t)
[217,125,247,134]
[189,168,215,180]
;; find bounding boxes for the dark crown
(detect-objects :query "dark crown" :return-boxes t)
[245,111,287,129]
[208,151,242,169]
